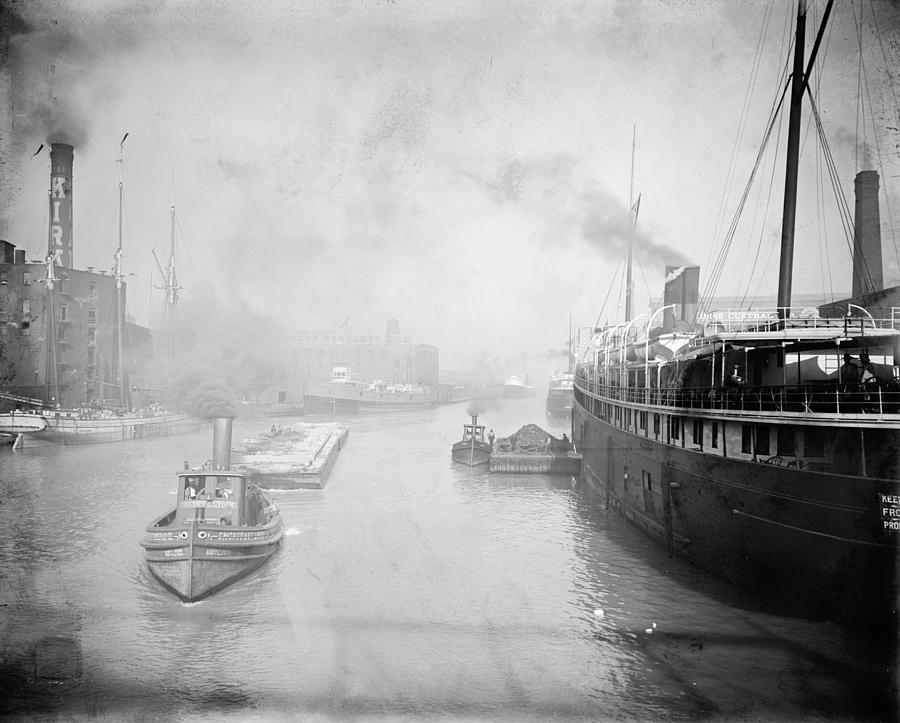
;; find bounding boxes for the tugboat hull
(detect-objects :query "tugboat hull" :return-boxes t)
[143,520,283,602]
[451,441,491,466]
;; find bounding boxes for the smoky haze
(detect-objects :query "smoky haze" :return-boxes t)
[2,1,898,370]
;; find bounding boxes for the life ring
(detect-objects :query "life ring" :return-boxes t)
[179,531,188,539]
[197,531,208,540]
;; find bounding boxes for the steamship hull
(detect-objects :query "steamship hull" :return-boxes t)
[502,380,536,399]
[304,386,433,414]
[572,402,899,630]
[545,389,574,416]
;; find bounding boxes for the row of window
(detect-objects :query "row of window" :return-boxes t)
[12,301,99,325]
[580,391,826,460]
[0,272,98,297]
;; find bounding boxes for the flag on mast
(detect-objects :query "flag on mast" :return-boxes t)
[630,194,641,227]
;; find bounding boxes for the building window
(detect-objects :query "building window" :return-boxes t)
[57,326,67,343]
[639,411,647,431]
[623,464,629,488]
[88,327,96,342]
[642,469,652,491]
[692,418,703,446]
[653,413,660,435]
[59,305,67,321]
[88,308,97,324]
[23,272,31,285]
[22,299,31,315]
[711,421,719,449]
[89,282,97,298]
[87,347,95,365]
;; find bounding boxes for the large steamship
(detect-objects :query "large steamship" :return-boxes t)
[572,1,900,633]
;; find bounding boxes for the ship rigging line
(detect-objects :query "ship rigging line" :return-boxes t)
[805,89,877,295]
[591,260,624,338]
[699,79,791,320]
[868,1,900,272]
[705,0,777,276]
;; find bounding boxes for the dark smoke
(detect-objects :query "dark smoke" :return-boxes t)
[833,126,874,171]
[184,381,237,420]
[466,401,489,417]
[580,190,693,267]
[160,280,289,417]
[7,18,94,149]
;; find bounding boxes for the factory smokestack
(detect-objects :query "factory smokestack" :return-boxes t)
[851,170,883,299]
[662,265,700,332]
[48,143,74,268]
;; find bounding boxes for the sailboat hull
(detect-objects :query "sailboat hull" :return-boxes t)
[13,412,199,447]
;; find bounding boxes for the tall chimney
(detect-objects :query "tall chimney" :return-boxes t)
[662,265,700,332]
[48,143,74,268]
[212,417,233,470]
[851,170,883,299]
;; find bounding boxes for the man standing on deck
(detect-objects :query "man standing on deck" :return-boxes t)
[840,353,860,388]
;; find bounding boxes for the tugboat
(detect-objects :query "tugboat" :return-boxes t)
[141,416,284,602]
[451,414,493,467]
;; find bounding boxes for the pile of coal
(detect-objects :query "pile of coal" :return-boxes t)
[495,424,572,454]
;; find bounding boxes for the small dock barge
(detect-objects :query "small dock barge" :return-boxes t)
[488,424,582,475]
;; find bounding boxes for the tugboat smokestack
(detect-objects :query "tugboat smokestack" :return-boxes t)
[212,417,233,470]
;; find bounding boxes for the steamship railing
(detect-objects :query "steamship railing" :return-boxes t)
[697,308,900,336]
[574,369,900,417]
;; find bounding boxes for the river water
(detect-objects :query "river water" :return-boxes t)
[0,396,895,721]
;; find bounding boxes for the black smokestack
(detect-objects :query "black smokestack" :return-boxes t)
[663,265,700,332]
[48,143,74,268]
[851,170,883,299]
[212,417,233,470]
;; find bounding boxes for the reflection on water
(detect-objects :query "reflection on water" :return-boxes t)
[0,398,895,720]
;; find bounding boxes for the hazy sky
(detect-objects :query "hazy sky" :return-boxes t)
[2,0,899,370]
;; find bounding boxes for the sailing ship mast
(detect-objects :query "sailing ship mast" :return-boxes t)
[43,249,60,406]
[113,133,129,410]
[153,177,181,377]
[776,0,834,318]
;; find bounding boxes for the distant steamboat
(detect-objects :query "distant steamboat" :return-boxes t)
[502,375,536,399]
[304,366,433,414]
